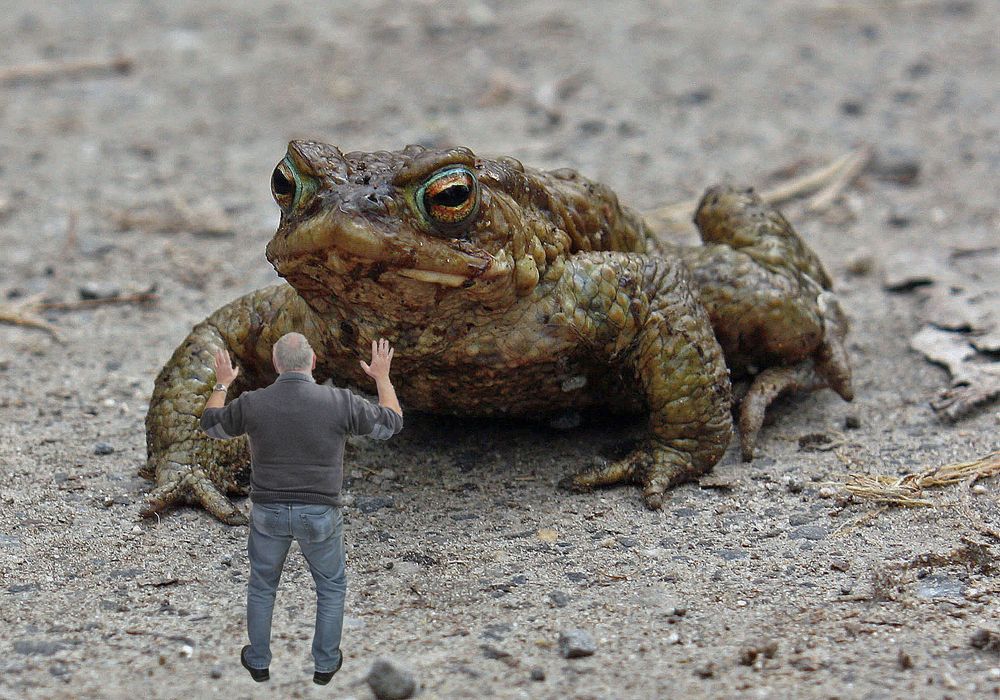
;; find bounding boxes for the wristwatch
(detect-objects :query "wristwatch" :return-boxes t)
[213,383,228,392]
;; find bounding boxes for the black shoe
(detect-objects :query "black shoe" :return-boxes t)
[313,650,343,685]
[240,645,269,682]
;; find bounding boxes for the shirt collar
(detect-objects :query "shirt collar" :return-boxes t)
[276,371,316,383]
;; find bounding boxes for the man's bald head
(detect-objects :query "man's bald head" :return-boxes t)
[272,332,315,374]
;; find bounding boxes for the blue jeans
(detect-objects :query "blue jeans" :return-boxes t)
[244,502,346,673]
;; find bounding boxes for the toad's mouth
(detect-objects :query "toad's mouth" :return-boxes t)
[267,207,512,288]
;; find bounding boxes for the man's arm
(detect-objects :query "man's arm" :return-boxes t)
[360,338,402,417]
[205,348,239,410]
[200,347,246,439]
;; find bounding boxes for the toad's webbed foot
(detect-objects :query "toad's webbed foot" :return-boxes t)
[140,459,250,525]
[564,439,709,509]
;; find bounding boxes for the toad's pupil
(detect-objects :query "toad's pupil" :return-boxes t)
[430,184,470,208]
[272,167,295,197]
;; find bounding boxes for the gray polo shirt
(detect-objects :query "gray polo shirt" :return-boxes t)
[200,372,403,506]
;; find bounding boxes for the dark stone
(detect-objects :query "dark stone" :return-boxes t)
[871,151,922,186]
[717,548,747,561]
[7,583,39,594]
[401,551,437,566]
[694,662,716,678]
[906,60,932,79]
[108,568,144,579]
[79,281,120,300]
[840,100,865,116]
[481,623,511,641]
[558,629,596,659]
[788,513,814,526]
[789,526,828,541]
[366,657,416,700]
[355,496,394,514]
[565,571,587,583]
[480,644,516,666]
[887,209,913,228]
[530,666,546,681]
[844,414,862,430]
[970,628,1000,652]
[93,442,115,455]
[680,88,713,105]
[14,640,66,656]
[548,590,570,608]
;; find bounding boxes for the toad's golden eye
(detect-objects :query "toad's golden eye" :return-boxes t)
[416,166,480,231]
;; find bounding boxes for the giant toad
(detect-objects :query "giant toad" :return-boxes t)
[142,142,852,524]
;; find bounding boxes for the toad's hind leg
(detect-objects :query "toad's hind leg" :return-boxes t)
[557,253,733,508]
[739,291,854,459]
[683,185,854,459]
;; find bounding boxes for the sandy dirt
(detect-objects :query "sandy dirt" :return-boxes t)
[1,1,998,698]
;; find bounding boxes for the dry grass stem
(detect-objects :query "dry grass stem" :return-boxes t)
[37,287,159,312]
[0,295,62,341]
[0,287,158,339]
[644,145,872,231]
[837,451,1000,507]
[0,56,132,83]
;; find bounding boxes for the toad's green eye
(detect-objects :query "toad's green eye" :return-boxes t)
[271,157,317,214]
[416,166,480,232]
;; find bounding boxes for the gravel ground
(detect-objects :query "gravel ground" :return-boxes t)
[1,1,998,698]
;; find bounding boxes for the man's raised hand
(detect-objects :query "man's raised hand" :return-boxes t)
[360,338,394,382]
[213,348,240,386]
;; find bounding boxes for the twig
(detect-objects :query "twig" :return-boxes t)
[0,56,132,84]
[124,628,194,646]
[644,146,872,229]
[37,288,158,311]
[0,287,157,338]
[805,145,873,212]
[0,295,62,341]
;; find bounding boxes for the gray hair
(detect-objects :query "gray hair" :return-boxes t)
[272,332,314,373]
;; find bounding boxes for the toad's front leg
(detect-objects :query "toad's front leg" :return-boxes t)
[555,253,733,508]
[142,284,320,524]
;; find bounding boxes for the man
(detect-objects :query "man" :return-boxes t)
[200,333,403,685]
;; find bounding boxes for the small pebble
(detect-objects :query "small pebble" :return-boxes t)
[79,281,121,300]
[558,629,596,659]
[844,414,861,430]
[366,657,416,700]
[209,664,223,679]
[529,666,546,681]
[970,628,1000,652]
[694,662,716,678]
[94,442,115,455]
[785,476,805,494]
[179,644,193,658]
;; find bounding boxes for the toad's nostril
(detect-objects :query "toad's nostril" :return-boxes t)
[272,166,295,199]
